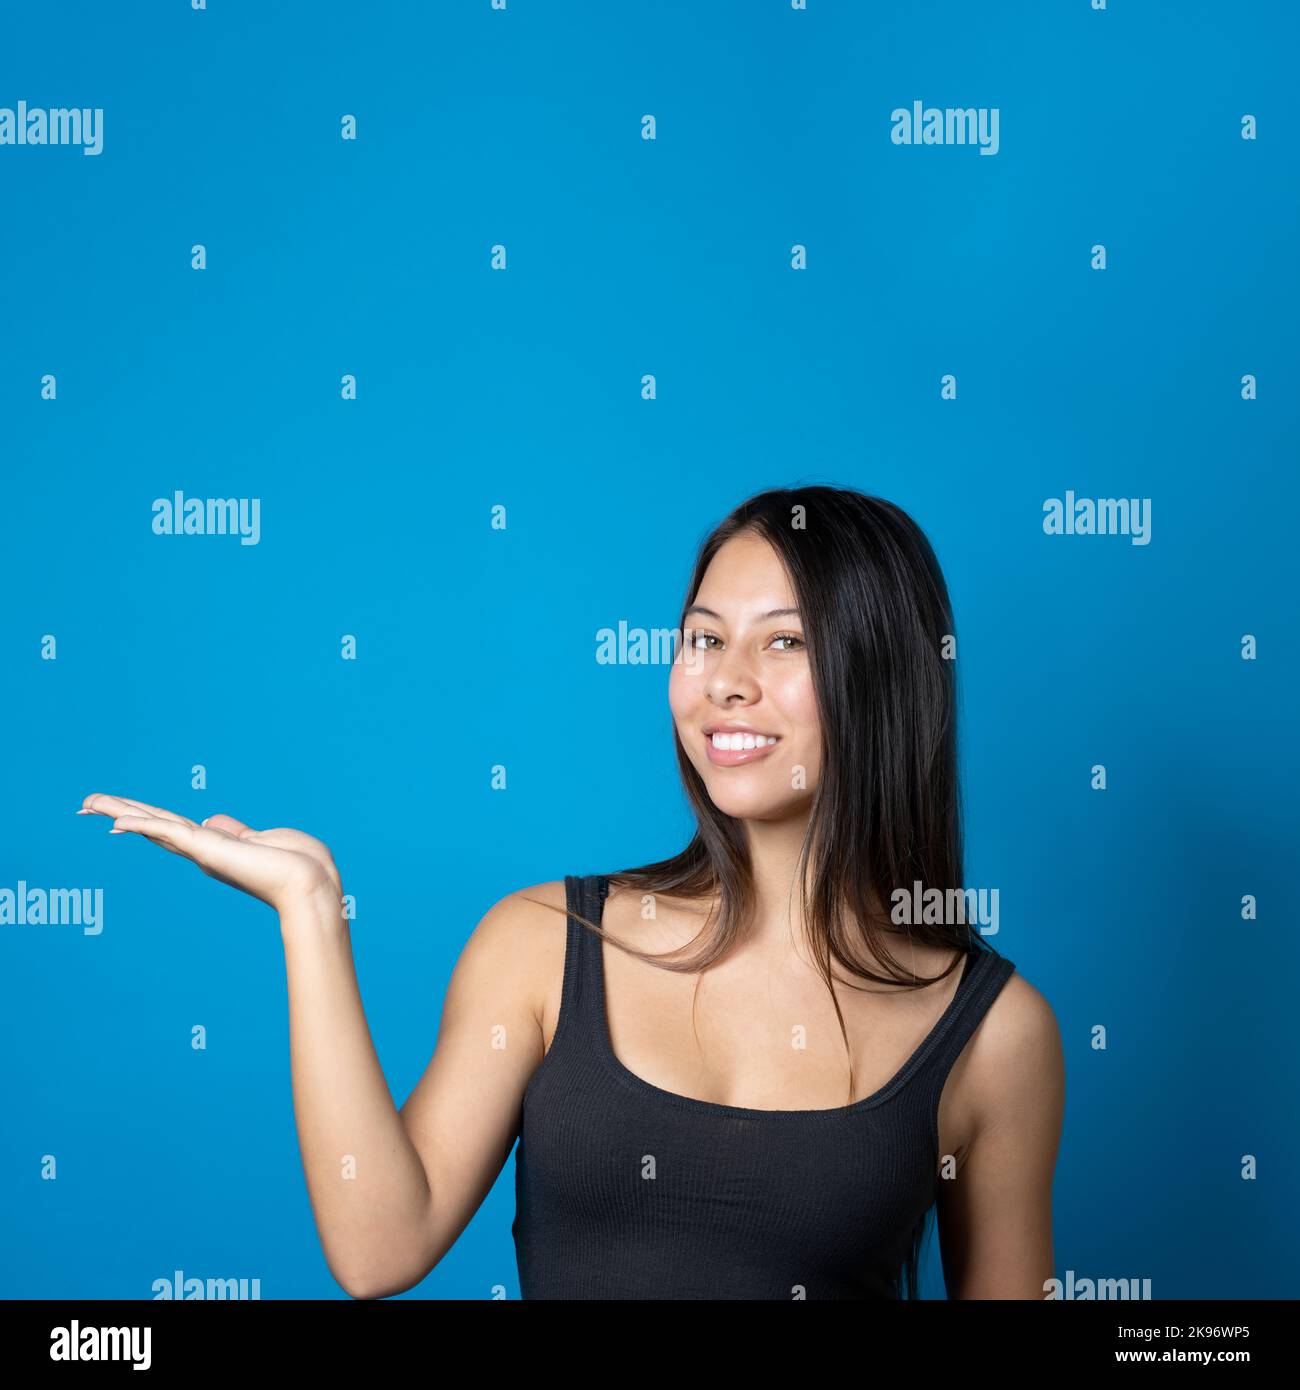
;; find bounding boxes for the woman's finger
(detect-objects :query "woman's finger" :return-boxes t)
[201,813,257,837]
[111,816,266,883]
[80,794,170,822]
[98,808,329,908]
[115,796,196,826]
[108,815,195,859]
[80,797,256,840]
[84,793,196,828]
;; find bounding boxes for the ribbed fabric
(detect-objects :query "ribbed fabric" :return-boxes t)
[512,873,1016,1300]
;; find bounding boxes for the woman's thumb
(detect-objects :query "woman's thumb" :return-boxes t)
[201,813,256,837]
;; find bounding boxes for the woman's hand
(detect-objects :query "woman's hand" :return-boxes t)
[79,793,342,915]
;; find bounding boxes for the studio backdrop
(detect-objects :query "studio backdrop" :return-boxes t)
[2,0,1296,1299]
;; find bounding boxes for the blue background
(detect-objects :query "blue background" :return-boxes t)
[2,0,1296,1299]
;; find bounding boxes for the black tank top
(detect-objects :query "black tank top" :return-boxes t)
[512,873,1016,1299]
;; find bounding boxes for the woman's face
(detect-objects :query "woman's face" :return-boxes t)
[669,532,821,822]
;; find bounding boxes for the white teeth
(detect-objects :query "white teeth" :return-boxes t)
[711,732,778,750]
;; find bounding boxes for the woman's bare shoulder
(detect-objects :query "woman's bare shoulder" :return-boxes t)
[497,878,569,915]
[960,965,1065,1119]
[469,879,569,947]
[460,880,570,1009]
[978,965,1061,1051]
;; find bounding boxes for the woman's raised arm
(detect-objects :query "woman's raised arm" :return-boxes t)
[79,793,555,1299]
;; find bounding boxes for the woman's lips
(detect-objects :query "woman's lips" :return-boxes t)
[704,733,782,767]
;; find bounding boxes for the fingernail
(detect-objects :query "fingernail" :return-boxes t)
[76,809,92,815]
[108,829,124,835]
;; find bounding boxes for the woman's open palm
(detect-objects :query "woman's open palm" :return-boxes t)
[79,794,341,913]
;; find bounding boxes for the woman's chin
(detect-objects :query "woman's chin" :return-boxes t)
[705,787,810,823]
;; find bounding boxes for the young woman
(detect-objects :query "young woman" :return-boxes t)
[79,485,1065,1300]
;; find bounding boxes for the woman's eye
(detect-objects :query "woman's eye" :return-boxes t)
[682,629,802,652]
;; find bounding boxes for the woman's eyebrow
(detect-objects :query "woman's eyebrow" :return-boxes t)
[683,605,801,621]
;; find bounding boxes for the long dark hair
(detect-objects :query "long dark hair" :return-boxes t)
[539,484,991,1297]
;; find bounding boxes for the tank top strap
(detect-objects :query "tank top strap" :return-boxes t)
[550,873,609,1054]
[914,945,1016,1102]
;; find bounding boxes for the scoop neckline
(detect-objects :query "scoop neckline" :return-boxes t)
[588,873,984,1122]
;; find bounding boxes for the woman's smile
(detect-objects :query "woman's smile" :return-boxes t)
[703,725,784,766]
